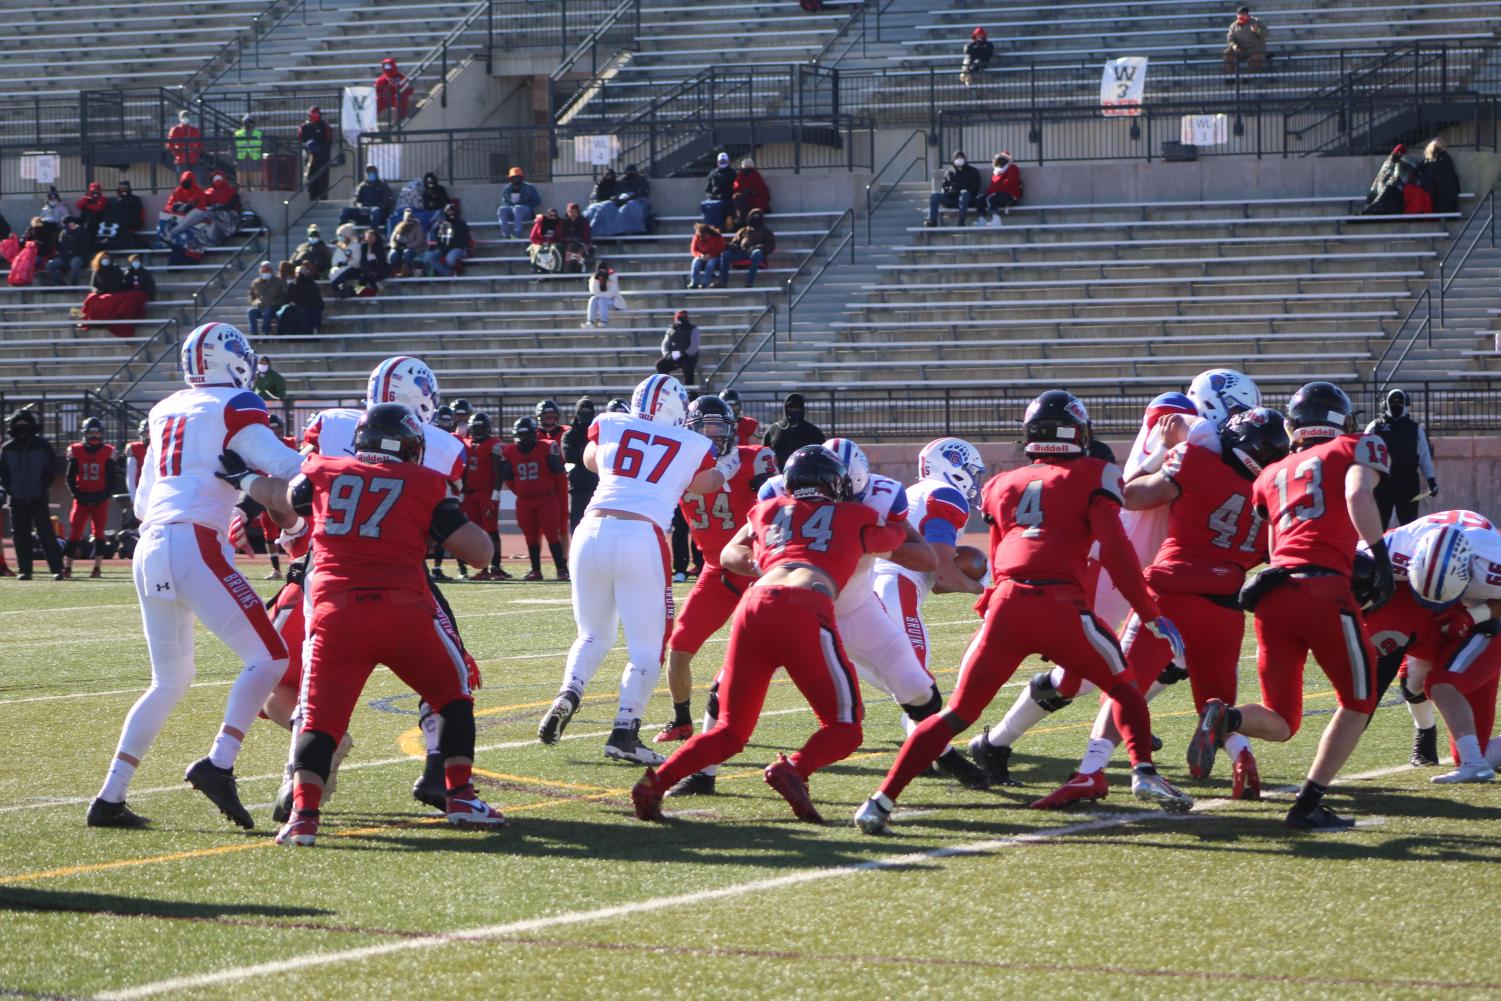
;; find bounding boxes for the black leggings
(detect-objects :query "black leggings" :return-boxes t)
[9,499,63,576]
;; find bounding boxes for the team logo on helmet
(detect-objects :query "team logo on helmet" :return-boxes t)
[1064,399,1089,424]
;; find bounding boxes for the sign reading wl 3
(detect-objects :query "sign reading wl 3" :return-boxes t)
[1101,57,1148,118]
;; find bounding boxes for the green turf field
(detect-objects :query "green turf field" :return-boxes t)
[3,566,1500,1001]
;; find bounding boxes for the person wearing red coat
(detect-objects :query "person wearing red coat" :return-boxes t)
[203,172,240,210]
[687,222,725,289]
[167,172,208,215]
[980,151,1023,223]
[730,158,770,228]
[165,110,203,171]
[74,183,109,230]
[374,57,412,122]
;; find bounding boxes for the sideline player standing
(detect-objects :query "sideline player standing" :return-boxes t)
[535,398,569,535]
[1191,382,1394,831]
[537,374,734,764]
[633,445,910,823]
[502,416,569,581]
[63,417,117,579]
[721,388,759,445]
[123,418,150,505]
[231,403,504,845]
[459,412,509,580]
[88,322,304,829]
[856,391,1191,834]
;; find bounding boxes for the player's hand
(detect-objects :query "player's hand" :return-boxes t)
[715,443,741,480]
[1157,413,1191,448]
[1434,603,1475,641]
[464,650,483,691]
[215,450,254,490]
[1429,477,1440,499]
[1145,617,1186,664]
[1369,539,1396,610]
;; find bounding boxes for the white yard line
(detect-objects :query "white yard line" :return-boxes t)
[0,680,235,707]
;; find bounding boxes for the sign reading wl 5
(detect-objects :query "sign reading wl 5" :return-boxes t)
[1101,57,1148,118]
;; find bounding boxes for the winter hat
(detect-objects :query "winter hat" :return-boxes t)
[741,158,755,168]
[972,26,987,39]
[87,182,102,195]
[508,166,525,178]
[258,260,273,273]
[308,106,321,120]
[1392,144,1407,156]
[674,309,689,321]
[566,202,580,212]
[716,152,730,167]
[179,171,194,185]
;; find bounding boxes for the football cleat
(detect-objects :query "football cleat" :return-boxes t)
[763,754,823,823]
[672,571,687,583]
[1186,698,1229,780]
[853,795,892,835]
[1432,761,1496,784]
[1030,770,1108,810]
[89,566,102,579]
[0,564,15,577]
[1231,748,1261,800]
[537,690,580,745]
[60,567,71,580]
[604,720,665,765]
[968,734,1021,786]
[631,769,666,821]
[556,569,571,582]
[1285,803,1355,832]
[665,772,717,797]
[1131,765,1194,814]
[272,778,294,824]
[412,754,448,810]
[86,797,149,829]
[274,810,319,846]
[471,569,492,581]
[522,569,544,582]
[185,757,254,829]
[492,565,513,580]
[934,748,990,790]
[446,788,507,827]
[653,721,693,743]
[1411,726,1439,766]
[429,567,449,580]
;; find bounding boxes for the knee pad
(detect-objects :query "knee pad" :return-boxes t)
[1029,671,1074,713]
[1156,662,1189,686]
[1403,679,1431,704]
[902,686,944,723]
[437,699,476,760]
[294,728,338,780]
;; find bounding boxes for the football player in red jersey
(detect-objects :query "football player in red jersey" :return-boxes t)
[123,418,150,506]
[632,445,908,823]
[458,413,510,580]
[63,417,117,579]
[654,395,778,745]
[856,391,1193,834]
[1191,381,1395,831]
[502,416,569,581]
[535,398,570,536]
[230,403,503,846]
[721,388,759,446]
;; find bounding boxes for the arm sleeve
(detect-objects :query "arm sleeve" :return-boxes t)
[920,485,969,546]
[228,422,305,480]
[289,474,315,516]
[1089,494,1160,622]
[429,497,469,543]
[1416,426,1436,480]
[862,519,909,554]
[65,455,79,495]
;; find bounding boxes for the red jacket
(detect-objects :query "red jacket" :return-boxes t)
[1404,183,1433,215]
[166,124,202,165]
[529,215,560,245]
[374,69,412,115]
[733,168,771,213]
[203,179,238,209]
[691,230,726,257]
[985,163,1023,201]
[167,180,208,214]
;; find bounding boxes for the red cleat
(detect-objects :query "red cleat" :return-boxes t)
[0,564,14,577]
[89,566,102,579]
[1030,770,1109,810]
[471,569,492,581]
[522,569,544,582]
[1231,748,1261,800]
[653,722,693,743]
[446,787,507,827]
[61,567,72,580]
[274,810,319,846]
[632,768,665,821]
[763,753,824,823]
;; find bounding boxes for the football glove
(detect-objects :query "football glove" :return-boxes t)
[1145,617,1186,665]
[1367,538,1396,611]
[715,444,742,480]
[1239,566,1293,611]
[215,450,255,491]
[1434,604,1476,641]
[1428,477,1440,499]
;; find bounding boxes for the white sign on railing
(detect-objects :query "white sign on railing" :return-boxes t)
[342,86,377,148]
[574,135,619,166]
[1181,114,1229,146]
[20,153,59,184]
[1100,57,1148,118]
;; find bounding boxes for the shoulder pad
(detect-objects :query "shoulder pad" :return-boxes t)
[1352,434,1391,474]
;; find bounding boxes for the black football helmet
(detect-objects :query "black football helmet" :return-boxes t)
[535,398,561,428]
[784,445,850,501]
[450,398,473,419]
[575,396,596,422]
[433,404,456,432]
[720,387,743,417]
[685,395,735,456]
[81,416,104,444]
[1220,407,1290,480]
[605,398,629,414]
[355,403,424,464]
[1023,390,1090,457]
[468,412,492,440]
[513,415,539,445]
[1286,381,1354,448]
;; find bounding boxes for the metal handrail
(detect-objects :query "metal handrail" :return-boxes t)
[703,304,776,389]
[280,143,349,260]
[179,0,313,95]
[549,0,640,121]
[1438,188,1495,324]
[784,209,855,336]
[195,228,272,321]
[95,316,181,400]
[399,0,493,124]
[1372,288,1432,392]
[864,128,928,242]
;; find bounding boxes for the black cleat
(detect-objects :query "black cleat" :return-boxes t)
[1152,734,1164,753]
[538,690,580,745]
[184,757,254,829]
[1411,726,1439,766]
[1285,804,1356,832]
[412,753,448,810]
[86,797,149,828]
[935,748,990,790]
[967,733,1021,786]
[665,772,717,797]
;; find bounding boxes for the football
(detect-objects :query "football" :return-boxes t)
[953,545,989,581]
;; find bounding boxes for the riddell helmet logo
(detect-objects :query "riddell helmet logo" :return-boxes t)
[1028,442,1077,454]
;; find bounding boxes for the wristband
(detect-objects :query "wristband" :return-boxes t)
[1138,441,1169,475]
[240,472,262,494]
[1470,604,1493,626]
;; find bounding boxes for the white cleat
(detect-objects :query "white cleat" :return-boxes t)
[1432,761,1496,784]
[1131,766,1194,814]
[854,795,892,835]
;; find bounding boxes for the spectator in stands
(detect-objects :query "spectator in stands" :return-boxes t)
[1401,162,1433,215]
[702,152,736,230]
[246,260,286,336]
[981,151,1023,224]
[358,227,390,284]
[528,207,562,273]
[254,355,289,402]
[961,27,993,85]
[204,171,241,213]
[760,392,825,467]
[1223,5,1268,81]
[562,397,599,534]
[387,208,426,276]
[166,110,203,179]
[329,225,358,295]
[234,115,262,181]
[292,223,333,278]
[424,202,472,277]
[75,182,109,232]
[21,215,56,263]
[927,150,981,227]
[584,263,625,329]
[1365,388,1437,527]
[42,218,92,286]
[162,172,208,242]
[101,180,144,249]
[1420,139,1460,213]
[590,168,618,204]
[341,164,393,229]
[88,250,125,295]
[616,163,652,231]
[122,254,155,301]
[718,209,774,287]
[374,57,413,124]
[1361,145,1408,216]
[79,250,146,338]
[299,106,333,202]
[656,309,700,385]
[687,222,725,289]
[730,158,770,229]
[497,167,542,238]
[39,188,67,229]
[1,407,65,581]
[558,202,593,272]
[284,262,324,334]
[421,171,450,211]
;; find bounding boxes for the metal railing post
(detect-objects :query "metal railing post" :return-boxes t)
[441,42,449,108]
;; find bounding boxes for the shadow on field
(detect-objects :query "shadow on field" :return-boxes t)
[0,886,333,921]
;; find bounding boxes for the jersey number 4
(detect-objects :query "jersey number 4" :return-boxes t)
[685,491,734,531]
[325,474,405,539]
[1015,480,1044,538]
[612,430,682,483]
[765,504,834,553]
[1207,494,1264,552]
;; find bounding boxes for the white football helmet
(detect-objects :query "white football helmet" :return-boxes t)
[630,373,689,427]
[1409,525,1474,607]
[367,356,440,423]
[1188,369,1262,431]
[918,437,986,504]
[182,321,255,389]
[824,438,870,499]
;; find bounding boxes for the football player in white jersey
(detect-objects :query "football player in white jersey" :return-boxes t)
[538,374,736,765]
[88,322,305,829]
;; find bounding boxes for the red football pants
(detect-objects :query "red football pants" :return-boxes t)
[1253,575,1377,737]
[654,586,863,788]
[1425,627,1501,746]
[302,591,472,740]
[516,494,562,546]
[462,493,498,533]
[67,500,109,542]
[667,563,753,655]
[1124,591,1245,711]
[272,581,306,690]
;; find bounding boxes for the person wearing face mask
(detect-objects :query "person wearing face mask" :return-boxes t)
[423,202,472,277]
[701,152,737,230]
[760,392,825,468]
[233,115,263,182]
[420,171,450,212]
[166,109,203,176]
[1365,389,1437,527]
[121,254,155,300]
[729,158,770,230]
[284,262,325,334]
[291,224,333,278]
[387,208,426,277]
[43,217,93,287]
[342,164,393,229]
[1223,5,1268,81]
[497,167,541,238]
[528,207,563,273]
[79,251,147,338]
[102,179,145,249]
[374,56,413,122]
[75,182,109,232]
[980,151,1023,225]
[557,202,593,273]
[254,355,289,402]
[299,106,333,201]
[40,186,68,227]
[247,260,287,336]
[0,408,65,581]
[927,150,982,227]
[655,310,701,386]
[961,27,994,85]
